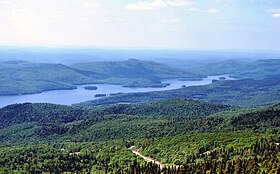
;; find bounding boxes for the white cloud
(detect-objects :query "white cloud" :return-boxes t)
[124,0,192,11]
[186,8,219,13]
[264,8,280,18]
[265,9,280,13]
[272,13,280,18]
[207,8,219,13]
[82,2,102,9]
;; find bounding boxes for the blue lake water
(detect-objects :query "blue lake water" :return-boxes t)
[0,75,233,108]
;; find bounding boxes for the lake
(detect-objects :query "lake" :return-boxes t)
[0,75,233,108]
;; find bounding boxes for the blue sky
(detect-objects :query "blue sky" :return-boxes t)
[0,0,280,50]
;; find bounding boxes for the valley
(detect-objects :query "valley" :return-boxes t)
[0,51,279,173]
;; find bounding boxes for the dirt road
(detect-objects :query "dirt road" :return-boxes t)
[129,146,164,170]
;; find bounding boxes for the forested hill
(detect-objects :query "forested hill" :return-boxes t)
[0,98,232,144]
[76,77,280,108]
[0,99,279,173]
[0,61,88,95]
[71,59,197,80]
[0,60,197,95]
[188,59,280,79]
[94,98,231,119]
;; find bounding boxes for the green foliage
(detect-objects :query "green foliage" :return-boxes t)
[0,98,279,145]
[0,133,279,173]
[122,137,280,174]
[0,97,279,173]
[95,98,232,119]
[0,99,232,144]
[0,141,140,174]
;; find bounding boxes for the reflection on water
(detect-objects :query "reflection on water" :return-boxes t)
[0,75,233,107]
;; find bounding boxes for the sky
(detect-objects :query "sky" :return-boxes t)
[0,0,280,51]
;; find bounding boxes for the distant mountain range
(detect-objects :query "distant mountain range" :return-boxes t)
[1,58,280,96]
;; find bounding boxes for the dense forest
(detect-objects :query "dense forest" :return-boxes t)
[0,98,279,173]
[0,99,233,144]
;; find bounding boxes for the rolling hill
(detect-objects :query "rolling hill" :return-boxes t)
[190,59,280,79]
[0,98,232,144]
[0,60,198,95]
[71,59,196,79]
[71,59,199,87]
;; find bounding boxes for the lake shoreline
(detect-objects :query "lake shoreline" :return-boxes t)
[0,75,233,108]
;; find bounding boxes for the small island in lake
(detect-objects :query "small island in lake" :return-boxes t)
[110,92,124,96]
[94,94,107,97]
[84,86,98,90]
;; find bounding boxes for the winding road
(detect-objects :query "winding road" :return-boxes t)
[129,146,165,169]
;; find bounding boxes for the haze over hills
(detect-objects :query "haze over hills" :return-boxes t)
[191,59,280,79]
[71,59,197,84]
[1,47,280,64]
[0,59,196,95]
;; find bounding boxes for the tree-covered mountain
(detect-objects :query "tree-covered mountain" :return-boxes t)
[190,59,280,79]
[0,98,277,144]
[71,59,196,80]
[0,61,95,95]
[0,98,232,144]
[70,59,199,88]
[0,60,197,95]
